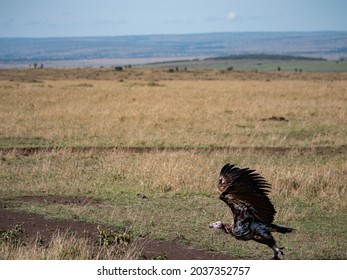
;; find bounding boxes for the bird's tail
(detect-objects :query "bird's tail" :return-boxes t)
[268,224,295,234]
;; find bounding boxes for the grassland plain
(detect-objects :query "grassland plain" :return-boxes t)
[0,68,346,148]
[0,68,346,259]
[146,58,347,72]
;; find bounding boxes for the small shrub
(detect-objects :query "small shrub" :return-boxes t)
[0,224,24,245]
[97,225,131,246]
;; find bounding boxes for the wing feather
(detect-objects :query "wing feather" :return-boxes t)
[218,163,276,223]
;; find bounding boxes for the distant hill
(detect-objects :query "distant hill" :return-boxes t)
[0,31,346,68]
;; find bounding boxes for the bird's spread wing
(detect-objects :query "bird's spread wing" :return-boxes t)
[218,163,276,223]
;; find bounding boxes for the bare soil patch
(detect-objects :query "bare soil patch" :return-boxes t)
[0,196,232,260]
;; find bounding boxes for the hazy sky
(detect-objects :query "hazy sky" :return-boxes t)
[1,0,346,37]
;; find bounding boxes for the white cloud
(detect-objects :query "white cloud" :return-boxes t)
[226,11,237,20]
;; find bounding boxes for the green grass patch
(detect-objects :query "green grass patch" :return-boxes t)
[1,148,346,259]
[5,194,346,259]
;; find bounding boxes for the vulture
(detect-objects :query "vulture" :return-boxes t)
[209,163,295,259]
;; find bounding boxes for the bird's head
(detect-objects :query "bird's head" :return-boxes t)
[209,221,224,230]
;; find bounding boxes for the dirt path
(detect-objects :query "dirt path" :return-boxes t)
[0,197,233,260]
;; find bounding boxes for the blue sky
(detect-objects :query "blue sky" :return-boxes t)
[1,0,346,37]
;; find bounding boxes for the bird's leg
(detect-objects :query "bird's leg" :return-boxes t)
[272,245,284,260]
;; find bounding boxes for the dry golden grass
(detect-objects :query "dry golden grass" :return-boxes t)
[1,148,345,208]
[0,72,346,148]
[0,231,143,260]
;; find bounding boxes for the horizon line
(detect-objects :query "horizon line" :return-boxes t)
[1,30,346,40]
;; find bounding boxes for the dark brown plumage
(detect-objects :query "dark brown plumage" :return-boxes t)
[209,163,295,259]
